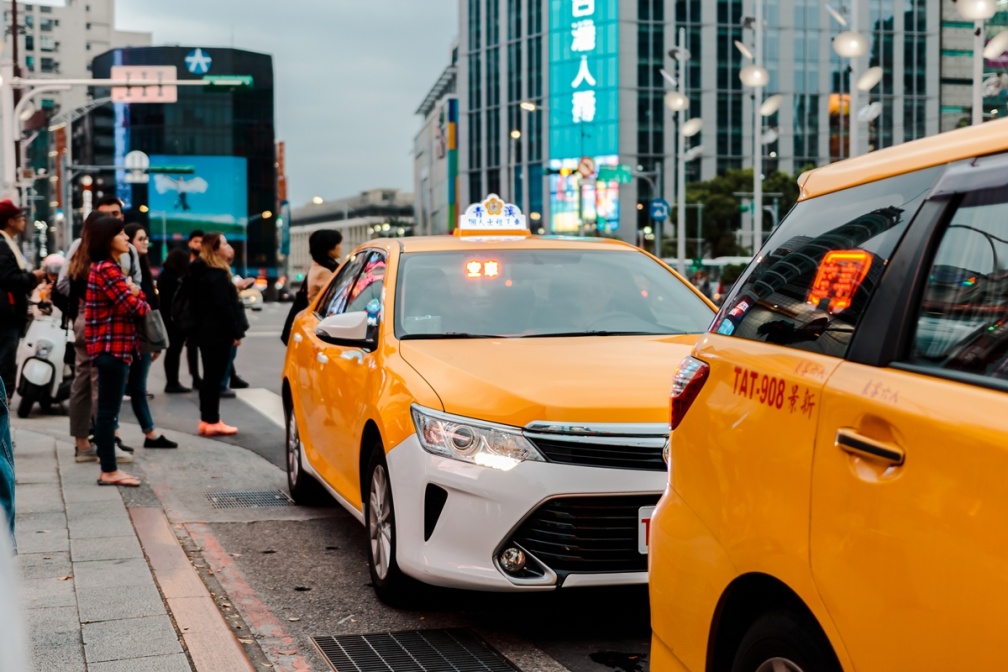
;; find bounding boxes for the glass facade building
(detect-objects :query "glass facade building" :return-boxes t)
[86,46,277,278]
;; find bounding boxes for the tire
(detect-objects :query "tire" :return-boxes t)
[285,403,327,505]
[731,610,842,672]
[16,385,38,419]
[364,444,416,606]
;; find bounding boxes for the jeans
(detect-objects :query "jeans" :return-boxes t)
[0,326,19,401]
[94,353,129,473]
[0,378,15,551]
[199,341,231,423]
[220,345,238,391]
[127,353,154,434]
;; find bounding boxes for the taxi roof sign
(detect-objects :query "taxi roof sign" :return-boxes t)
[456,193,530,238]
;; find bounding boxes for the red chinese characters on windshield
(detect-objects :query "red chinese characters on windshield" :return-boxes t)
[807,250,873,313]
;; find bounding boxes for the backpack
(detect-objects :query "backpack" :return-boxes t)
[170,275,196,337]
[280,282,309,346]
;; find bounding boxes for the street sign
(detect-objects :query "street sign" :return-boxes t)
[577,156,595,178]
[123,150,150,184]
[203,75,254,92]
[597,163,633,184]
[111,66,178,103]
[650,198,671,222]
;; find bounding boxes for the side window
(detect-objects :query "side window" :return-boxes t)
[711,165,943,358]
[906,187,1008,384]
[315,252,368,319]
[344,252,387,314]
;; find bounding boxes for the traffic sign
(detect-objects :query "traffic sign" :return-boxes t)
[650,198,671,222]
[111,66,177,103]
[577,156,595,178]
[597,163,633,184]
[123,150,150,184]
[203,75,254,92]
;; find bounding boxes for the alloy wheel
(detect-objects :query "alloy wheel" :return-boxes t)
[754,659,805,672]
[287,412,300,485]
[369,465,392,580]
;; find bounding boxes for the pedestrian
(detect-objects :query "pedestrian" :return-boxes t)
[186,229,204,390]
[219,243,252,398]
[158,247,191,394]
[0,199,44,404]
[123,224,177,449]
[59,213,133,463]
[190,232,247,436]
[306,229,343,303]
[85,216,147,487]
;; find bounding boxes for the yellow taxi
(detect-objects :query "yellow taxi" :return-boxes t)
[649,118,1008,671]
[281,194,715,604]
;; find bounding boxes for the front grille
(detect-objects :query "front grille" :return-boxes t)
[527,436,666,471]
[509,494,660,574]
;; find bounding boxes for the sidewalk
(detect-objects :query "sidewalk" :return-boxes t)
[13,424,255,672]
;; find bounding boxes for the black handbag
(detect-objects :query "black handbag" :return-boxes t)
[280,283,309,346]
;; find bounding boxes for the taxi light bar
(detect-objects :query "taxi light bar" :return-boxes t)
[670,356,709,431]
[807,249,873,314]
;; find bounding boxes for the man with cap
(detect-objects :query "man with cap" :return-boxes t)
[0,200,45,403]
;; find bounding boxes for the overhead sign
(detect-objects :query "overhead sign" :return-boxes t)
[597,164,633,184]
[110,65,177,104]
[185,48,213,75]
[577,156,595,178]
[650,198,670,222]
[123,150,150,184]
[203,75,254,91]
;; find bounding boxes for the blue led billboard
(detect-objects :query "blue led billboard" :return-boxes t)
[147,155,248,242]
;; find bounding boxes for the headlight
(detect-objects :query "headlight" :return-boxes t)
[35,339,54,358]
[410,404,545,471]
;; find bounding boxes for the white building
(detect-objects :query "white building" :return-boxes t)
[288,189,415,282]
[2,0,152,111]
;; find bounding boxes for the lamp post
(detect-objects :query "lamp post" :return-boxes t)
[956,0,998,125]
[827,3,869,157]
[243,210,271,278]
[667,27,703,276]
[508,128,521,202]
[738,4,770,255]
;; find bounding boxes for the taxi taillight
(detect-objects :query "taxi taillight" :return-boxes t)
[670,356,709,431]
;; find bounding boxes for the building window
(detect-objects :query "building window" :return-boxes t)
[25,35,34,51]
[40,18,54,31]
[40,57,56,73]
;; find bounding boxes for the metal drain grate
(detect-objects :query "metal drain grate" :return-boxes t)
[311,628,521,672]
[204,489,293,509]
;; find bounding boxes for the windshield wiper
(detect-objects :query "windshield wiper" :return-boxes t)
[400,332,504,340]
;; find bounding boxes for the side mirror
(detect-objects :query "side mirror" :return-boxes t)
[315,311,370,345]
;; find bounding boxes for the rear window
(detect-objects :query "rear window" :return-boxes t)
[395,249,714,339]
[712,165,943,358]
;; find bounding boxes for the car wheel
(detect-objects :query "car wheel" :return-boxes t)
[731,610,842,672]
[285,404,326,505]
[364,444,415,606]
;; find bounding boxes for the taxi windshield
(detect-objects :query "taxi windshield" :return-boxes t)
[395,249,713,339]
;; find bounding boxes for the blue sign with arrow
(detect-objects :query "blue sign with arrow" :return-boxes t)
[650,198,670,222]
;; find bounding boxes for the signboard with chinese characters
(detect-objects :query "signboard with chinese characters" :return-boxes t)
[548,0,619,234]
[455,194,529,238]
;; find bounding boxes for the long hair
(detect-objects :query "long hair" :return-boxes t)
[86,216,126,263]
[68,211,102,280]
[162,247,190,276]
[124,223,153,285]
[309,229,343,270]
[199,232,232,277]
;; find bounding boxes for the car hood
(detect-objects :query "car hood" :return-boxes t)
[399,334,700,427]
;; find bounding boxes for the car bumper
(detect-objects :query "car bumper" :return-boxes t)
[386,434,667,591]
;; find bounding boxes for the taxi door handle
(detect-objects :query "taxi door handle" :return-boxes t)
[835,428,905,466]
[292,333,302,343]
[316,352,328,365]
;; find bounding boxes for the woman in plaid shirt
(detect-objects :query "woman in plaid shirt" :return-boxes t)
[85,217,149,487]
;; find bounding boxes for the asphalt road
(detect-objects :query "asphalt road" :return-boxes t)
[134,301,656,672]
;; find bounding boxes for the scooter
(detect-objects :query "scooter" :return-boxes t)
[15,301,74,418]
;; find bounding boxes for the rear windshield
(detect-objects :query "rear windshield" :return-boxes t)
[394,249,714,339]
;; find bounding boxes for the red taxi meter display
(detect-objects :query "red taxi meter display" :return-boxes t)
[465,260,503,279]
[807,249,872,313]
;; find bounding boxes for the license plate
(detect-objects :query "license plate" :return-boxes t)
[638,506,656,554]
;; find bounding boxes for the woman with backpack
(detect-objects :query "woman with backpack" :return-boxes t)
[189,232,247,436]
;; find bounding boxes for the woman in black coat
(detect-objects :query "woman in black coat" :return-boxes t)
[189,232,247,436]
[157,247,191,393]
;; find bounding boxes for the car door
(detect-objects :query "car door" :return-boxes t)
[810,164,1008,670]
[294,251,369,489]
[316,250,388,507]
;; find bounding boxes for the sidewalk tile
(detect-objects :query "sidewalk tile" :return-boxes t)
[71,535,144,562]
[83,614,183,663]
[77,581,165,623]
[62,482,125,504]
[20,574,77,609]
[74,557,155,590]
[29,630,86,672]
[26,604,80,634]
[16,550,72,580]
[89,653,192,672]
[15,527,69,554]
[68,512,136,539]
[15,482,65,513]
[14,510,67,533]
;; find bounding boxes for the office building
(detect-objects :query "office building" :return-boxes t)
[414,45,459,236]
[939,0,1008,130]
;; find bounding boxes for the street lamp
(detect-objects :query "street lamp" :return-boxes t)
[243,210,271,278]
[311,196,324,205]
[738,4,772,255]
[668,28,704,275]
[508,128,522,202]
[956,0,999,125]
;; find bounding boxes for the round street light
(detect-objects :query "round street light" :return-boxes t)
[734,40,754,61]
[833,31,869,58]
[984,29,1008,59]
[857,102,883,123]
[825,4,848,27]
[956,0,998,20]
[759,94,783,116]
[682,117,704,138]
[683,145,704,162]
[761,127,780,145]
[665,91,689,111]
[856,66,884,92]
[519,100,539,112]
[509,129,522,140]
[311,196,324,205]
[739,64,769,88]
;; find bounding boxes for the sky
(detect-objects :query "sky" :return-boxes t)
[112,0,458,207]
